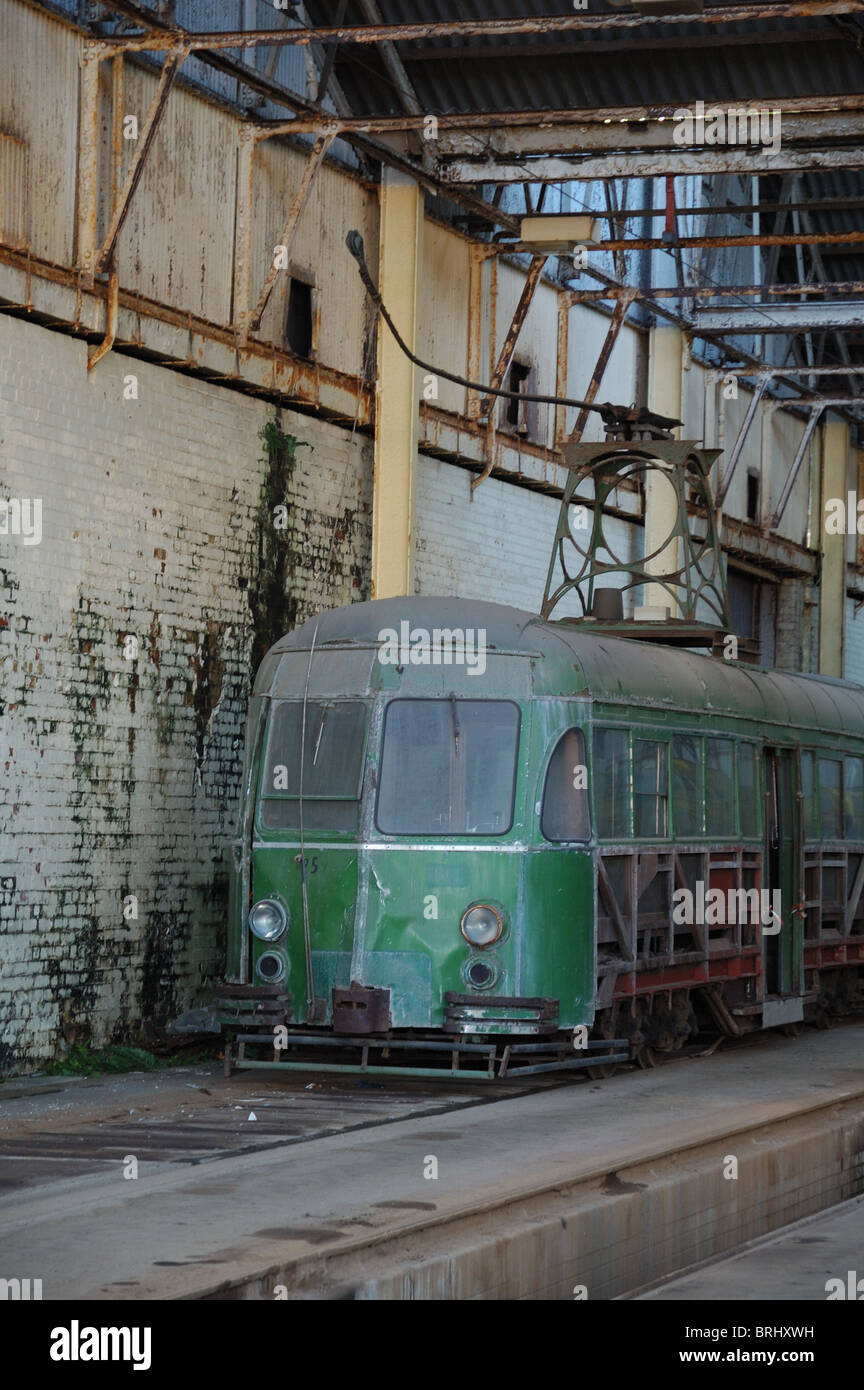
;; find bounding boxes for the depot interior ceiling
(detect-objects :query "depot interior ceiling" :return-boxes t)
[76,0,864,406]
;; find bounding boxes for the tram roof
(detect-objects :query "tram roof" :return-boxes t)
[273,597,864,737]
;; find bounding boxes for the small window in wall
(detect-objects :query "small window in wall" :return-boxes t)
[746,469,760,523]
[541,728,590,842]
[738,743,761,838]
[285,276,314,358]
[672,735,703,837]
[634,739,668,839]
[706,738,736,837]
[504,360,531,434]
[819,757,842,839]
[844,756,864,840]
[594,728,630,840]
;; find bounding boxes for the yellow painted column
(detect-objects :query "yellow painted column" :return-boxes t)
[644,324,683,615]
[819,417,849,677]
[371,169,423,599]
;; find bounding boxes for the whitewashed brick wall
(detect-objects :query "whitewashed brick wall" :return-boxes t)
[0,315,371,1072]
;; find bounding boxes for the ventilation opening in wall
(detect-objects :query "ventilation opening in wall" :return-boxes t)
[285,276,314,359]
[746,469,760,523]
[504,360,531,435]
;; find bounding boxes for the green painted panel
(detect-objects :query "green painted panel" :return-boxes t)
[520,850,594,1026]
[251,847,358,1019]
[360,848,521,1025]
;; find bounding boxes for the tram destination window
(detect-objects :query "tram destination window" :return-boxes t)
[259,700,367,831]
[541,728,590,842]
[376,699,520,836]
[634,739,668,838]
[594,728,629,839]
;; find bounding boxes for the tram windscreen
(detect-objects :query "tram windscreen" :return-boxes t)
[259,700,367,831]
[376,699,520,836]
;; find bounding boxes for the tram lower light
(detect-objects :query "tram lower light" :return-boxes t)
[249,899,287,941]
[460,903,503,948]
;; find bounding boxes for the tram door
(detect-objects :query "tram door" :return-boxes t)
[763,747,803,1000]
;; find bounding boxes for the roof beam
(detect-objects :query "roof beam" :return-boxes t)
[694,302,864,330]
[438,147,864,182]
[99,4,864,54]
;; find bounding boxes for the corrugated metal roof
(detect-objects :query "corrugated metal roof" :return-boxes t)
[305,0,864,115]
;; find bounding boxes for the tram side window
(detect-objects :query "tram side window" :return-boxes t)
[844,756,864,840]
[634,739,668,839]
[541,728,590,842]
[594,728,630,839]
[706,739,735,837]
[259,700,367,831]
[801,751,819,840]
[738,744,761,838]
[819,757,843,840]
[672,735,703,837]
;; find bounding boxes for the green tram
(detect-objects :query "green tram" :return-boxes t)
[220,597,864,1078]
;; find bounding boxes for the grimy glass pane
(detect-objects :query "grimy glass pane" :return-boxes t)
[672,735,703,837]
[542,728,590,842]
[801,751,818,840]
[634,740,668,839]
[844,756,864,841]
[738,744,761,839]
[262,700,367,799]
[594,728,630,840]
[706,738,735,837]
[376,699,520,835]
[819,757,842,840]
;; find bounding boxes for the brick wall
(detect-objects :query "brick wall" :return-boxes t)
[0,315,371,1072]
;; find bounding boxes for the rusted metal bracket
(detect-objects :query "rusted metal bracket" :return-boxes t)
[567,289,637,444]
[472,252,547,493]
[88,266,119,370]
[478,253,547,418]
[765,404,824,531]
[244,128,336,342]
[716,375,770,507]
[94,49,188,278]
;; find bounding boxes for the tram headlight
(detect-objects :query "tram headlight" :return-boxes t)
[248,898,288,942]
[460,903,503,948]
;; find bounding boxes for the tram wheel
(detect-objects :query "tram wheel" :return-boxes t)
[586,1060,618,1080]
[780,1021,805,1038]
[634,1043,659,1069]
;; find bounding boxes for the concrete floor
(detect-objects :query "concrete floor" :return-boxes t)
[1,1023,862,1299]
